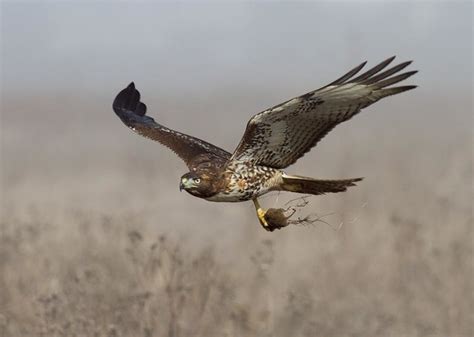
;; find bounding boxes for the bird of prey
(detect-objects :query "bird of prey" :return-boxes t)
[113,56,416,231]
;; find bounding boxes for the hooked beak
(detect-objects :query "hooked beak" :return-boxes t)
[180,177,189,192]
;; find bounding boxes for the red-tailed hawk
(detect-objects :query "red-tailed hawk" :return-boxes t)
[113,56,417,231]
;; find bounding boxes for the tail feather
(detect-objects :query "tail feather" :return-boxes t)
[280,174,363,195]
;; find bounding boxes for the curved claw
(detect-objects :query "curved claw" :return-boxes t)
[253,198,272,231]
[257,208,272,230]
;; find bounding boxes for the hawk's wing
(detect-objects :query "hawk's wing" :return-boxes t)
[113,83,231,169]
[230,56,417,169]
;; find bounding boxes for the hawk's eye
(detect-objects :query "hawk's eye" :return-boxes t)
[194,178,201,184]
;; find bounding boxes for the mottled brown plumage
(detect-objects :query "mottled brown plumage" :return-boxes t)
[113,56,417,231]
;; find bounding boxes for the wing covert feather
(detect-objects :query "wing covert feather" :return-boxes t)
[231,56,417,168]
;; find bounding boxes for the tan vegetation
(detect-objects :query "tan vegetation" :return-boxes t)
[1,88,472,336]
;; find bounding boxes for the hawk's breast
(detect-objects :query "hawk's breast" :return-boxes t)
[205,163,283,202]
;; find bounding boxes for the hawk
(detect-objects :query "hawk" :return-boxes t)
[113,56,416,231]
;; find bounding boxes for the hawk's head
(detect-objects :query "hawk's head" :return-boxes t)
[179,172,217,198]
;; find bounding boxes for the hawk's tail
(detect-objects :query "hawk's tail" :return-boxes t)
[280,174,363,196]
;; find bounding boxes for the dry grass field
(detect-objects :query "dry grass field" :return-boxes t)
[1,2,472,336]
[1,90,472,337]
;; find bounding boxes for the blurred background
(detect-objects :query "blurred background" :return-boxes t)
[1,1,472,336]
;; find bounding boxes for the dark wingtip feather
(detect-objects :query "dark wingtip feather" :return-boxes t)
[113,82,147,118]
[395,85,418,91]
[363,61,415,85]
[136,102,147,116]
[324,60,367,87]
[348,177,364,186]
[350,56,397,83]
[381,55,397,67]
[381,85,418,97]
[376,70,418,88]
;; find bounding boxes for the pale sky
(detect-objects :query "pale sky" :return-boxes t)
[2,1,472,98]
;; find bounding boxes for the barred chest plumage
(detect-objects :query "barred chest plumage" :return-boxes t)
[205,163,284,202]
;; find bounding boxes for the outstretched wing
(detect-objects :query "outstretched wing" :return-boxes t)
[230,56,417,169]
[113,83,231,169]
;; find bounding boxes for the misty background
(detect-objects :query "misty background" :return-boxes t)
[1,1,472,336]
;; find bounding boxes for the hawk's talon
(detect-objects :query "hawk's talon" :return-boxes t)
[253,198,273,231]
[257,207,273,231]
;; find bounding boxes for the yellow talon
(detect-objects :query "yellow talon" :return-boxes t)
[253,198,270,230]
[257,207,268,227]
